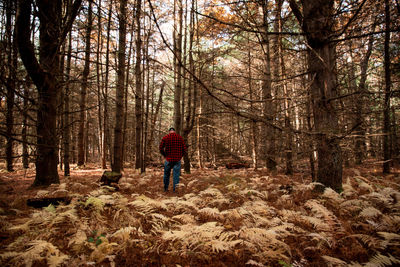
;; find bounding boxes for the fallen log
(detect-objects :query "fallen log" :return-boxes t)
[226,162,250,169]
[27,196,71,208]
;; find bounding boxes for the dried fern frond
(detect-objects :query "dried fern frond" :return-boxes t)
[361,192,392,208]
[49,207,79,227]
[199,187,224,198]
[245,259,266,266]
[90,238,119,263]
[8,219,31,233]
[321,255,347,266]
[84,197,105,211]
[149,213,172,233]
[355,176,374,193]
[304,200,341,231]
[68,229,88,253]
[350,234,385,250]
[5,240,69,267]
[128,195,167,214]
[111,226,135,242]
[300,215,330,231]
[198,207,221,219]
[240,189,265,199]
[377,232,400,248]
[308,232,333,248]
[174,199,199,212]
[322,188,343,204]
[358,253,400,267]
[207,239,242,253]
[359,207,382,219]
[226,182,239,190]
[172,213,197,224]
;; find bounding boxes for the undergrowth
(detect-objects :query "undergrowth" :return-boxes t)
[0,167,399,266]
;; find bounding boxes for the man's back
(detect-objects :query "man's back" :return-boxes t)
[159,132,186,162]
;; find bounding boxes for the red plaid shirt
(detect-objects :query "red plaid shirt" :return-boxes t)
[159,132,187,162]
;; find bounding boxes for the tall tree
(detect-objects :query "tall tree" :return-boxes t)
[260,0,277,171]
[63,30,73,176]
[5,0,17,172]
[102,0,113,169]
[289,0,342,191]
[16,0,82,186]
[173,0,183,134]
[112,0,127,173]
[383,0,392,173]
[78,0,93,166]
[135,0,143,172]
[355,20,376,165]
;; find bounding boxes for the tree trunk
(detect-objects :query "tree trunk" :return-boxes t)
[173,0,183,134]
[135,0,143,171]
[16,0,82,186]
[102,0,113,169]
[63,31,72,177]
[383,0,391,174]
[183,1,197,173]
[112,0,127,173]
[260,1,276,171]
[355,22,375,165]
[5,0,16,172]
[78,0,93,166]
[290,0,342,191]
[96,0,104,168]
[22,76,30,169]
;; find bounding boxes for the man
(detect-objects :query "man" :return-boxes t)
[159,127,187,192]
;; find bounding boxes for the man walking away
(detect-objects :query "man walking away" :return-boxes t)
[159,127,187,192]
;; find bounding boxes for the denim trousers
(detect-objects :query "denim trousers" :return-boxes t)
[163,161,181,191]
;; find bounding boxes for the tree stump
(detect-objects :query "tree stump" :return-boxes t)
[100,171,122,186]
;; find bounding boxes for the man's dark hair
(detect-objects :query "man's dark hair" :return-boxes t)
[169,127,175,132]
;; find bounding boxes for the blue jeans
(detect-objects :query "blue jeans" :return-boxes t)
[163,161,181,191]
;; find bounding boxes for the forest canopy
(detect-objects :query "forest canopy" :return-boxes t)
[0,0,399,188]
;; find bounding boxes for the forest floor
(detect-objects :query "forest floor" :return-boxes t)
[0,162,400,266]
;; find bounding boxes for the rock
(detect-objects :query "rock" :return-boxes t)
[99,171,122,186]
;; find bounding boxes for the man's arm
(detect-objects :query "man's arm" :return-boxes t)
[159,138,166,157]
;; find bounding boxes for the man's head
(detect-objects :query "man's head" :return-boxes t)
[168,127,175,133]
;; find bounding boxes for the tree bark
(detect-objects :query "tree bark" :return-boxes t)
[112,0,127,173]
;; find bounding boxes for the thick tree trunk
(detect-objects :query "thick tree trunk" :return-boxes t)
[383,0,391,173]
[78,0,93,166]
[16,0,81,186]
[112,0,127,173]
[303,0,342,191]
